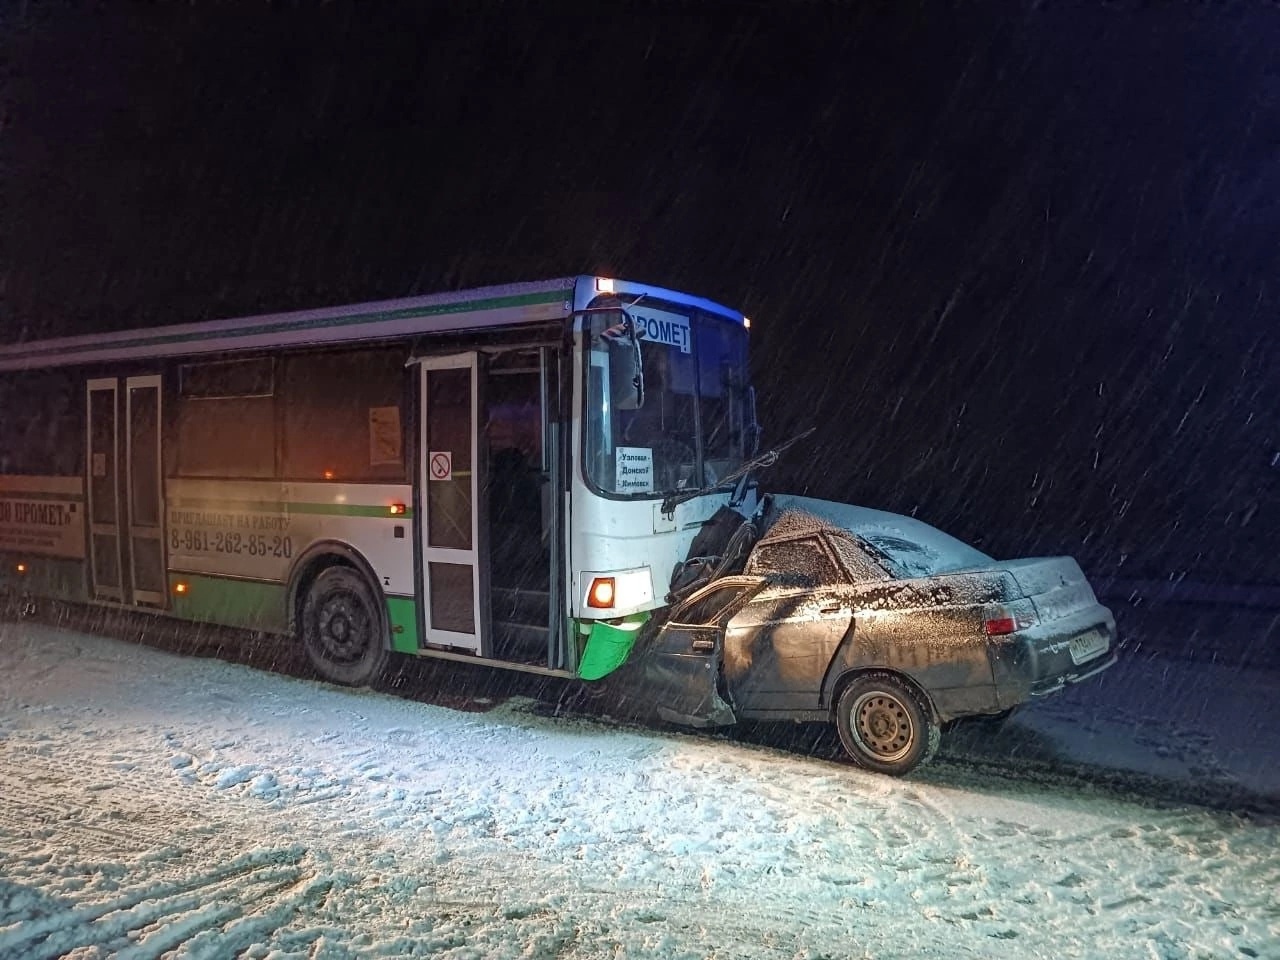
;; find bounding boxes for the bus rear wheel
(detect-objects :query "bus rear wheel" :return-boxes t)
[301,566,389,687]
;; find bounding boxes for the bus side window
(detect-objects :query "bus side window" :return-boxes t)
[176,358,276,479]
[281,348,407,482]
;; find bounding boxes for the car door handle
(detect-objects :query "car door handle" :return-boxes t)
[819,603,842,614]
[691,639,715,652]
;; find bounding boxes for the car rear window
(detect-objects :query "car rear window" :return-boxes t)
[824,532,891,582]
[860,534,987,578]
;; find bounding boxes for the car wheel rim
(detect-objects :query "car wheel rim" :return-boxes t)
[317,591,370,664]
[851,691,914,762]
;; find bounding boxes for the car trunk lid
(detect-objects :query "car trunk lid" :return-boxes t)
[1002,557,1100,622]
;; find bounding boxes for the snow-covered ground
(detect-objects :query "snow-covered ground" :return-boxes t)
[939,646,1280,809]
[1,618,1277,959]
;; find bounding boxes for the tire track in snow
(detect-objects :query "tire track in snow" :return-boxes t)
[573,727,1280,956]
[0,724,347,959]
[0,732,232,856]
[3,622,1277,959]
[0,847,316,960]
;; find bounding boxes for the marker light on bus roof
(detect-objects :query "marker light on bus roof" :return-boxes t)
[173,581,189,595]
[743,316,751,329]
[15,563,26,574]
[595,277,615,294]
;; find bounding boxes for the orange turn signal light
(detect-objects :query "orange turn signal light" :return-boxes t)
[389,502,406,516]
[15,563,27,574]
[586,577,616,609]
[173,581,189,595]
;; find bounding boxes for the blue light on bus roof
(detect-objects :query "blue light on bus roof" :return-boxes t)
[582,276,746,326]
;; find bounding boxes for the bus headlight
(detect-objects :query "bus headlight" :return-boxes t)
[586,577,615,609]
[580,568,654,615]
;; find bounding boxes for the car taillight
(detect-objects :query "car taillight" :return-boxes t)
[982,601,1037,636]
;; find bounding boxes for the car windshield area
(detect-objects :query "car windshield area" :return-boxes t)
[583,300,750,498]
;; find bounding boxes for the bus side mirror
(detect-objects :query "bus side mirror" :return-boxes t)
[609,313,645,411]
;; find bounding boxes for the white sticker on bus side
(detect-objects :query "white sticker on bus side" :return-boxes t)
[369,406,402,466]
[168,504,296,582]
[428,451,452,482]
[616,447,654,494]
[633,307,691,354]
[0,476,85,559]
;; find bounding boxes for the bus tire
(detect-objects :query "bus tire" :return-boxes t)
[301,566,389,687]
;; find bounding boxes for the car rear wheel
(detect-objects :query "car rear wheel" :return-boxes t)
[835,672,940,776]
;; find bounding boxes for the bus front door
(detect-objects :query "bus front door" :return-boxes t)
[418,354,487,656]
[85,375,167,607]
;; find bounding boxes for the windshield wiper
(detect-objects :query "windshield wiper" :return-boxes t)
[661,426,815,517]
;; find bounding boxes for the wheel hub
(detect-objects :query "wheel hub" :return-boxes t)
[855,694,912,759]
[318,595,368,662]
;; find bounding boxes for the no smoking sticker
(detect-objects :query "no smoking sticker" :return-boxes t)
[429,451,453,481]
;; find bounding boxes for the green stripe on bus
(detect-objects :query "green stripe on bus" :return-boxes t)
[0,490,85,502]
[169,498,414,519]
[7,289,567,362]
[167,573,417,655]
[386,596,420,653]
[168,573,288,633]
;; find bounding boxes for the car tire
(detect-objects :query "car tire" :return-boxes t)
[835,671,940,776]
[301,566,389,687]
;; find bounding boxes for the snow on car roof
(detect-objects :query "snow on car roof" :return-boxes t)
[763,494,993,576]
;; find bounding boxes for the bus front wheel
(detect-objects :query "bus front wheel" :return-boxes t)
[301,566,389,687]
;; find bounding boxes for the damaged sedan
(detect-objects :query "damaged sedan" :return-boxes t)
[628,494,1117,776]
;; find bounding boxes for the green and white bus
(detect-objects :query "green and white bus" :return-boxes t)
[0,277,756,687]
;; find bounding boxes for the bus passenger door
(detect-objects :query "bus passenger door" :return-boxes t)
[418,354,487,655]
[485,347,559,668]
[86,375,167,607]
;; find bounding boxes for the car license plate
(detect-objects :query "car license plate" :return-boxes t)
[1068,629,1108,664]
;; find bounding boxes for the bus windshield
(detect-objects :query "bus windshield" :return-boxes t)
[584,303,750,498]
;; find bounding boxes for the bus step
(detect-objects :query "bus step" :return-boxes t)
[492,587,550,626]
[491,620,551,661]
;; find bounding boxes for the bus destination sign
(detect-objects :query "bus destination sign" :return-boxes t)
[633,307,691,354]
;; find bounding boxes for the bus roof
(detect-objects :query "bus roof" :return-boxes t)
[0,276,745,372]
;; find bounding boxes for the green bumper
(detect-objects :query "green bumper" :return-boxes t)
[577,613,648,681]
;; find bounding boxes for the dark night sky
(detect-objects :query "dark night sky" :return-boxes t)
[1,2,1276,587]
